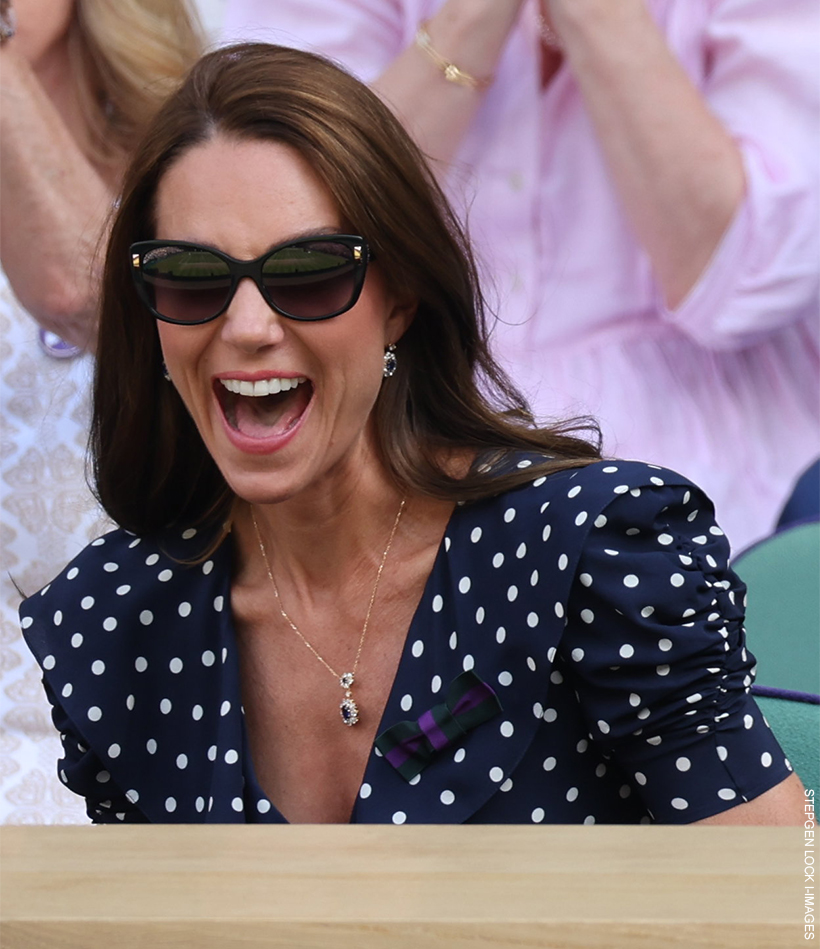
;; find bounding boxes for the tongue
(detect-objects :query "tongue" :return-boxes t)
[232,385,310,439]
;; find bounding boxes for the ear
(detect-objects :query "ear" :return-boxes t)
[385,296,417,345]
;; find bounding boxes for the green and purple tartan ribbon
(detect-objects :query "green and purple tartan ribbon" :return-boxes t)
[375,669,502,782]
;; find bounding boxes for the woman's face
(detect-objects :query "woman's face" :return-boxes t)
[153,134,414,507]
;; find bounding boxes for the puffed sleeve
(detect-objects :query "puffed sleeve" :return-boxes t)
[659,0,819,350]
[41,678,147,824]
[222,0,411,83]
[561,478,793,823]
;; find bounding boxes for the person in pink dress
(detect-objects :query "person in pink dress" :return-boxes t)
[221,0,819,552]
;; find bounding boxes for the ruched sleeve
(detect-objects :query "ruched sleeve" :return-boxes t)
[561,478,792,822]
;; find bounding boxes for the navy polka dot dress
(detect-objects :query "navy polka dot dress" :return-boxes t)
[20,461,791,824]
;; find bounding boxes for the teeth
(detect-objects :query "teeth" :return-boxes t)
[220,376,306,397]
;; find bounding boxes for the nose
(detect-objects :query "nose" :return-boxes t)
[219,276,286,352]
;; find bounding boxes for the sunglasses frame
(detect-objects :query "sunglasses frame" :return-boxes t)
[129,234,374,325]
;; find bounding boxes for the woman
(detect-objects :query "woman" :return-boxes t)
[223,0,820,554]
[0,0,203,822]
[20,44,803,825]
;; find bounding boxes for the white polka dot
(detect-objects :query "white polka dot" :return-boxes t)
[176,754,188,770]
[531,808,545,823]
[146,739,157,754]
[530,570,539,587]
[391,810,409,826]
[558,553,569,571]
[500,721,514,738]
[595,764,607,777]
[207,745,217,761]
[87,706,102,721]
[231,797,243,812]
[160,699,172,714]
[761,752,772,768]
[449,631,458,650]
[116,585,131,596]
[623,575,639,588]
[145,554,159,566]
[670,573,685,587]
[671,798,689,811]
[637,708,650,720]
[125,789,139,804]
[656,665,670,676]
[454,748,466,763]
[470,527,483,543]
[526,611,539,628]
[91,660,105,676]
[619,785,632,799]
[182,528,197,540]
[686,693,702,705]
[400,694,413,712]
[359,783,372,799]
[101,617,117,632]
[547,647,557,662]
[498,671,513,687]
[542,524,552,542]
[533,702,544,719]
[202,650,215,666]
[135,656,148,672]
[169,657,183,674]
[139,610,153,626]
[213,596,224,612]
[202,560,214,575]
[516,543,527,559]
[256,799,271,815]
[543,708,558,723]
[597,720,610,734]
[499,779,513,793]
[158,569,173,582]
[108,743,121,758]
[658,638,673,652]
[579,573,593,587]
[640,607,655,619]
[550,670,563,685]
[504,508,516,523]
[432,594,443,612]
[196,797,206,812]
[614,484,629,495]
[657,533,674,546]
[718,788,737,801]
[462,654,475,672]
[458,576,471,594]
[192,704,203,721]
[566,787,579,802]
[579,609,595,624]
[80,596,95,610]
[629,693,641,707]
[61,683,73,698]
[411,639,424,658]
[507,585,518,602]
[543,757,557,772]
[575,511,588,526]
[571,648,585,662]
[676,757,691,772]
[619,644,634,659]
[594,515,607,529]
[20,616,33,630]
[178,601,192,618]
[568,485,582,498]
[440,790,455,805]
[431,675,442,693]
[554,601,564,618]
[225,749,239,764]
[489,767,504,783]
[634,772,647,786]
[576,739,588,753]
[744,714,754,729]
[220,700,231,717]
[492,553,505,568]
[67,568,79,580]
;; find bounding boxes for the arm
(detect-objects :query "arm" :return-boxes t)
[549,0,819,338]
[0,39,114,350]
[694,773,805,825]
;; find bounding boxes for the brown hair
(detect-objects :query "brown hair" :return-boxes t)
[92,43,600,536]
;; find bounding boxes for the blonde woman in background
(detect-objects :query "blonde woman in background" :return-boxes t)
[0,0,204,823]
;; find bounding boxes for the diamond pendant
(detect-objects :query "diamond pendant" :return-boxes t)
[339,672,359,726]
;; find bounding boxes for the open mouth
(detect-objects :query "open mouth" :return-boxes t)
[215,375,313,440]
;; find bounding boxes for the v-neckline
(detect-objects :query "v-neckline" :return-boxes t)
[224,501,465,824]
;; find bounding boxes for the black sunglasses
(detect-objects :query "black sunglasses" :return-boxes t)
[129,234,373,325]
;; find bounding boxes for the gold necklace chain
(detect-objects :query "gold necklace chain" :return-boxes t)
[250,497,407,726]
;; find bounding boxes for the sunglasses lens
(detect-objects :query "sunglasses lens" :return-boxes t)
[261,240,360,319]
[140,247,232,323]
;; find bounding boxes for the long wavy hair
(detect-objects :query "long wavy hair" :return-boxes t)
[92,43,601,536]
[68,0,205,174]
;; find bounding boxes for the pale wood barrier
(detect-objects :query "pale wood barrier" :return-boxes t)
[0,825,805,948]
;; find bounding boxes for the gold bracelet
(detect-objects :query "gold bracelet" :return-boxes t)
[414,21,493,92]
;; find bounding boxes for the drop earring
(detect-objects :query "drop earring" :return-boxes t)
[383,343,397,378]
[162,362,171,382]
